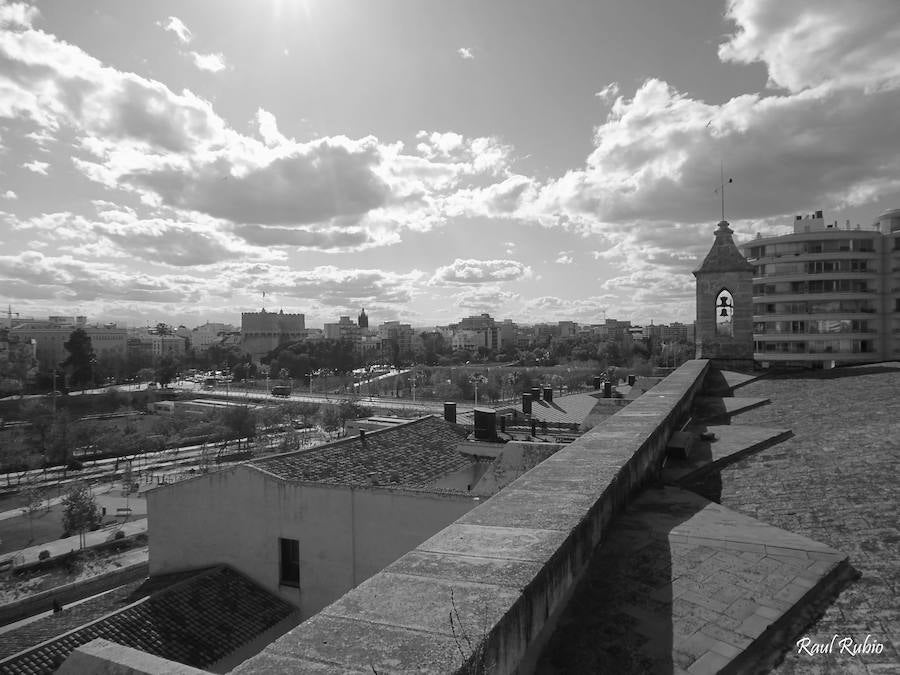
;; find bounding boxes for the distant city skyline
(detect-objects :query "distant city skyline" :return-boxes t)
[2,0,899,328]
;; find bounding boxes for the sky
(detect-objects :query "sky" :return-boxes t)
[2,0,899,330]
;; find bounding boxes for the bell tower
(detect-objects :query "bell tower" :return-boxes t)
[693,220,755,371]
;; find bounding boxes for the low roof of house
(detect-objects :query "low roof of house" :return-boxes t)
[527,392,606,426]
[0,566,297,675]
[249,415,471,490]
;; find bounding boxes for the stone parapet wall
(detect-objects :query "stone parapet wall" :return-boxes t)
[233,359,711,674]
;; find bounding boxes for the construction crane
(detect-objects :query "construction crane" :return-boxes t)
[6,304,20,328]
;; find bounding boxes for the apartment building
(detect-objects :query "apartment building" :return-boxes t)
[741,208,900,367]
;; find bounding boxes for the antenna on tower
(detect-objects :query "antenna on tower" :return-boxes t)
[713,162,734,222]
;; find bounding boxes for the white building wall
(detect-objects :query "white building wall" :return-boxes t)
[147,467,477,619]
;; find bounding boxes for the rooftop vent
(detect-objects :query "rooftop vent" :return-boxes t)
[443,401,457,424]
[473,408,497,441]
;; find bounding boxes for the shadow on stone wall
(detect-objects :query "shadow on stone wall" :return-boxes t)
[534,484,708,674]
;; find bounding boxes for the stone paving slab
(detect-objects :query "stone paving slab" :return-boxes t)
[692,396,771,421]
[663,424,793,484]
[537,486,852,674]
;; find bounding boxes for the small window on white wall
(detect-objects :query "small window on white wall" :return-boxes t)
[716,289,734,337]
[279,537,300,587]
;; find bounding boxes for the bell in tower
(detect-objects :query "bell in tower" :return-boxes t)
[693,221,754,370]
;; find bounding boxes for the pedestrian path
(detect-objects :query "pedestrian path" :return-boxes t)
[1,519,148,567]
[0,486,146,523]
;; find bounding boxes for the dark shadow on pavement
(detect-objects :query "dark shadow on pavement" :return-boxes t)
[535,484,711,674]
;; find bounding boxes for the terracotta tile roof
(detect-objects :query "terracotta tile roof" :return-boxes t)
[0,566,297,674]
[249,415,471,489]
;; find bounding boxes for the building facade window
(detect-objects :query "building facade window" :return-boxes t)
[279,537,300,587]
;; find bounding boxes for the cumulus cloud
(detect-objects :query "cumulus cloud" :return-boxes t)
[12,209,271,267]
[190,51,227,73]
[124,137,390,225]
[254,108,289,147]
[0,20,526,250]
[414,131,511,176]
[216,263,424,309]
[2,190,16,199]
[231,224,384,251]
[719,0,900,93]
[455,287,519,312]
[457,47,474,60]
[594,82,619,102]
[0,250,195,303]
[22,160,48,174]
[0,1,38,29]
[555,251,573,264]
[158,16,192,44]
[431,258,532,285]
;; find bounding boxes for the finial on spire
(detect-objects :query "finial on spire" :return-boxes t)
[714,161,734,222]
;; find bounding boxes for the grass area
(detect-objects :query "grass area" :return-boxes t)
[0,504,67,554]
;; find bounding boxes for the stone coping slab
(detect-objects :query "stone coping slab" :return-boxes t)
[536,486,852,674]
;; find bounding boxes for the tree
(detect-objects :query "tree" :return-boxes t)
[156,353,178,387]
[319,405,343,438]
[220,405,257,450]
[21,481,45,544]
[62,328,96,389]
[45,412,74,467]
[61,483,101,548]
[121,460,134,510]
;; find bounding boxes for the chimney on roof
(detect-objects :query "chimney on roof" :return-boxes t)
[359,429,366,444]
[592,375,603,389]
[522,392,532,415]
[530,419,537,436]
[443,401,457,424]
[542,386,553,403]
[604,381,612,398]
[473,408,496,441]
[367,471,379,486]
[627,374,636,386]
[530,386,541,401]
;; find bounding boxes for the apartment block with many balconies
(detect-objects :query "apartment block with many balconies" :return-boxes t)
[741,208,900,367]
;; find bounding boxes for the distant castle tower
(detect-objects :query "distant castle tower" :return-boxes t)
[358,308,368,329]
[693,220,755,371]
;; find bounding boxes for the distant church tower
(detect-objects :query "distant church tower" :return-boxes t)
[358,308,368,329]
[693,220,755,371]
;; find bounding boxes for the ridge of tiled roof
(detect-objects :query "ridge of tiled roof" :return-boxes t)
[248,415,471,488]
[0,566,297,675]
